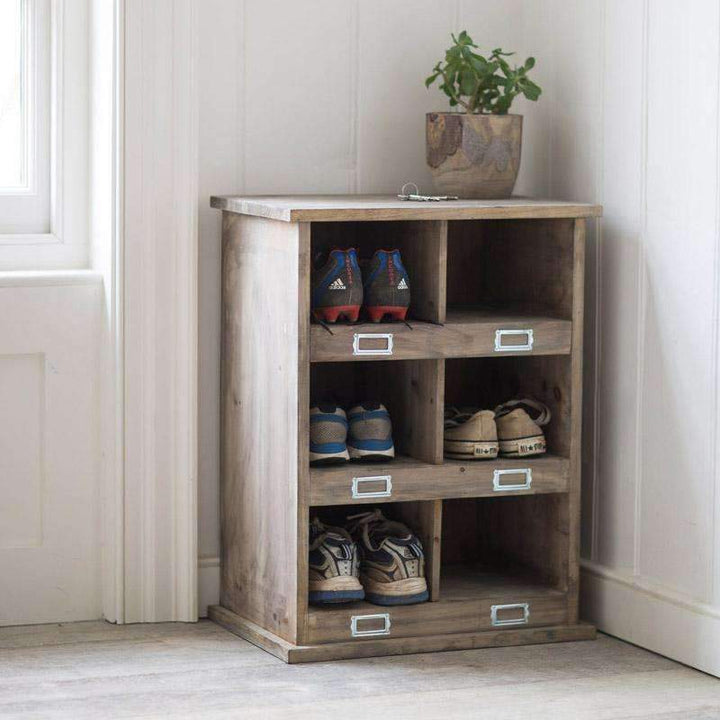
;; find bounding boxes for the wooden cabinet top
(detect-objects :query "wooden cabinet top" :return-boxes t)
[210,194,602,223]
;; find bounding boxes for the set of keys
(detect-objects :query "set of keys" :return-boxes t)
[397,182,459,202]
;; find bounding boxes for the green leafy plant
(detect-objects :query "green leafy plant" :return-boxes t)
[425,31,541,114]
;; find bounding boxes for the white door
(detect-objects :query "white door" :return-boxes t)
[0,278,102,625]
[0,0,103,625]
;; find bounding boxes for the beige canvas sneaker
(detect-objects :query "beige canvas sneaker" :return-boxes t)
[494,398,551,457]
[444,407,499,460]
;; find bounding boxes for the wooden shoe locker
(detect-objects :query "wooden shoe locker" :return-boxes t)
[209,195,602,663]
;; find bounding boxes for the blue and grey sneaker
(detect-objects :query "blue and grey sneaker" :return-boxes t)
[309,517,364,604]
[347,402,395,461]
[347,509,428,606]
[310,404,349,465]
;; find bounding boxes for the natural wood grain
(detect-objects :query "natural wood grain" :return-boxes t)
[212,603,590,663]
[210,195,603,222]
[447,218,576,319]
[568,219,586,622]
[220,213,301,643]
[395,500,442,601]
[296,223,311,643]
[310,310,571,362]
[308,454,570,506]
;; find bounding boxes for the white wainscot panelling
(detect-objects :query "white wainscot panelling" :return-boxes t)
[0,355,44,549]
[0,278,102,625]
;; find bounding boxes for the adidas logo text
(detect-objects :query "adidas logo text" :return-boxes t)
[397,278,408,290]
[328,278,346,290]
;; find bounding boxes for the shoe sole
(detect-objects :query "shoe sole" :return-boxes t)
[362,577,428,606]
[309,576,365,605]
[309,589,365,604]
[313,305,361,323]
[499,435,547,457]
[348,444,395,461]
[310,448,350,465]
[365,306,409,323]
[444,439,499,460]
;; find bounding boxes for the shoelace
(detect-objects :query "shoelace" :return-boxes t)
[346,509,411,552]
[494,398,551,426]
[309,517,353,551]
[444,406,483,429]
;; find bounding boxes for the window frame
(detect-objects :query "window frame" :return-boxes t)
[0,0,89,270]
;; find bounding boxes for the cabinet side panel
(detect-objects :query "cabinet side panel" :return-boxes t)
[296,223,310,643]
[220,213,300,643]
[568,218,586,622]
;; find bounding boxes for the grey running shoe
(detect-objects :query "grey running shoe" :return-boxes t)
[309,517,364,604]
[310,404,349,465]
[347,509,428,606]
[347,402,395,461]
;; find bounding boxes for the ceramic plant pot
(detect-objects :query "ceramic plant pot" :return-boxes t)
[426,112,522,199]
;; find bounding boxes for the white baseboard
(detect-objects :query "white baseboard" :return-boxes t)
[198,556,220,618]
[581,562,720,677]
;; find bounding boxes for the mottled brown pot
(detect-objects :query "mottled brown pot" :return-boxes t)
[426,112,523,199]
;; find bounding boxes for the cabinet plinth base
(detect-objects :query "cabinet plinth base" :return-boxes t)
[208,604,596,664]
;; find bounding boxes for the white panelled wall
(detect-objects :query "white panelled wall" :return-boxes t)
[197,0,720,675]
[196,0,552,613]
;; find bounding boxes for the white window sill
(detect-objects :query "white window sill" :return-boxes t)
[0,269,103,288]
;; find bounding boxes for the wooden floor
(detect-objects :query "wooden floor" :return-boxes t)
[1,620,719,719]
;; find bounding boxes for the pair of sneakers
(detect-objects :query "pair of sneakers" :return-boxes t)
[310,402,394,466]
[311,248,411,323]
[308,510,428,606]
[444,398,551,460]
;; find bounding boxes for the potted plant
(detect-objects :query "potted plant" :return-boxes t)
[425,31,541,199]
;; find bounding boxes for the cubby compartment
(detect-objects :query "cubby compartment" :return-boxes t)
[442,495,569,593]
[311,220,446,324]
[310,359,443,465]
[445,355,572,459]
[307,500,442,644]
[447,218,576,319]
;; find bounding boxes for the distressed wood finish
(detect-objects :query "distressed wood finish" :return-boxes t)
[215,196,596,662]
[211,195,602,222]
[395,500,443,601]
[306,589,567,645]
[309,455,570,506]
[568,218,586,622]
[310,311,571,362]
[209,605,592,664]
[220,213,303,643]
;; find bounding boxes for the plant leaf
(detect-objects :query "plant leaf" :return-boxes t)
[460,69,477,96]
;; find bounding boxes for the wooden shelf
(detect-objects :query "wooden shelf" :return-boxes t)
[306,567,567,645]
[211,194,602,222]
[309,308,571,362]
[309,454,569,506]
[214,195,595,662]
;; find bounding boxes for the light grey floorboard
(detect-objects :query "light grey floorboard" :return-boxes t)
[0,620,718,719]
